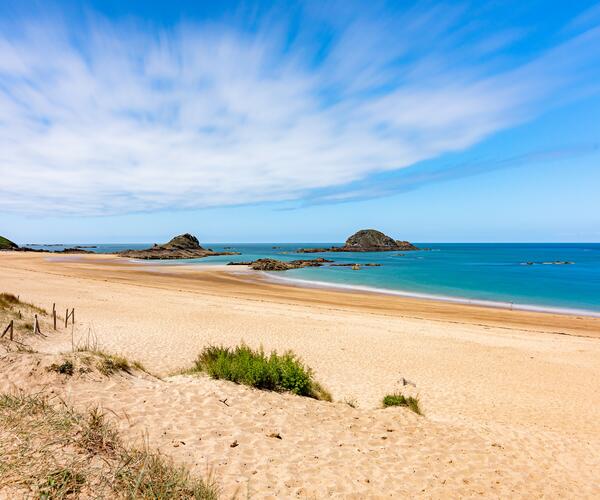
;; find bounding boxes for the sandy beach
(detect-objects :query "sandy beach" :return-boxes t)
[1,251,600,498]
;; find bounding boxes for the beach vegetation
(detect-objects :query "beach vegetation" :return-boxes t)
[0,293,20,309]
[382,393,422,415]
[48,359,75,376]
[0,392,218,499]
[0,292,47,315]
[343,397,358,408]
[95,352,133,376]
[191,344,332,401]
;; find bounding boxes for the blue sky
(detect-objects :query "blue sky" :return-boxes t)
[1,0,599,243]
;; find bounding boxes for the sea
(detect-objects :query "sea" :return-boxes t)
[28,242,600,316]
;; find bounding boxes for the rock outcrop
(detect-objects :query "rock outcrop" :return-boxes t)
[297,229,418,253]
[0,236,18,250]
[119,234,240,260]
[228,257,333,271]
[329,263,381,267]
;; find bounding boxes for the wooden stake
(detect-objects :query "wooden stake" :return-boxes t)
[71,308,75,325]
[1,320,13,339]
[65,308,69,328]
[34,314,39,334]
[53,305,57,330]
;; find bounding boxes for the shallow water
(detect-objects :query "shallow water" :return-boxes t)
[28,242,600,314]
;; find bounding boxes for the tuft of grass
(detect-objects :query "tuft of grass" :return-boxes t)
[382,393,422,415]
[191,344,332,401]
[343,397,358,408]
[97,354,131,376]
[0,392,219,499]
[114,448,218,499]
[73,348,132,376]
[39,468,86,498]
[48,359,74,376]
[69,347,152,378]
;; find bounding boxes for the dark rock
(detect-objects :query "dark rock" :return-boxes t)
[250,259,294,271]
[233,257,333,271]
[56,248,94,254]
[522,261,574,266]
[297,229,418,253]
[119,233,240,260]
[330,263,381,267]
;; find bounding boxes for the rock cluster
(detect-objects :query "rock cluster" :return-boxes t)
[119,233,240,260]
[522,261,574,266]
[297,229,418,253]
[228,257,332,271]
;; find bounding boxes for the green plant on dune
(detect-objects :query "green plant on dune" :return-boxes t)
[191,344,332,401]
[382,393,422,415]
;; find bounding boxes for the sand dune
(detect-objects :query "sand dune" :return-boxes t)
[1,252,600,497]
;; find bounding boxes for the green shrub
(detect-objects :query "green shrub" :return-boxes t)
[382,393,422,415]
[192,344,331,400]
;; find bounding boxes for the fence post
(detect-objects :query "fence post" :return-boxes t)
[1,320,13,339]
[53,303,57,330]
[65,308,69,328]
[72,308,75,325]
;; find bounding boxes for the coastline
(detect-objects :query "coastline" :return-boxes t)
[2,250,600,497]
[262,271,600,318]
[1,251,599,339]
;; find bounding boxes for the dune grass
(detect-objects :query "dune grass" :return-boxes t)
[0,293,20,310]
[0,392,218,499]
[382,393,422,415]
[0,292,47,315]
[190,344,332,401]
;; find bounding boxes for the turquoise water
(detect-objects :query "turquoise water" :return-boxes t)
[30,242,600,315]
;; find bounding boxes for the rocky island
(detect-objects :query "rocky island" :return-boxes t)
[1,236,92,254]
[0,236,19,251]
[297,229,419,253]
[119,233,240,260]
[228,257,332,271]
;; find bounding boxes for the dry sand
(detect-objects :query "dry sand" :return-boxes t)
[1,251,599,498]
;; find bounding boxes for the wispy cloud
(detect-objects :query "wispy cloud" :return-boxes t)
[296,143,600,207]
[0,4,599,215]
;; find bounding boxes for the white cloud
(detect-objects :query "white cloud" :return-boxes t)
[0,8,599,215]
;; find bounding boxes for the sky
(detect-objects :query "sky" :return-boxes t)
[1,0,599,243]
